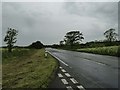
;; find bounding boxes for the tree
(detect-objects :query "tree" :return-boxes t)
[4,28,18,52]
[59,41,64,46]
[104,28,118,42]
[64,31,84,47]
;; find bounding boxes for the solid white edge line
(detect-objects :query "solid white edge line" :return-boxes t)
[70,78,78,84]
[47,51,69,66]
[61,79,68,85]
[54,55,69,66]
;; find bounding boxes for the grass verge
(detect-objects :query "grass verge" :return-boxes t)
[77,46,120,57]
[2,48,58,88]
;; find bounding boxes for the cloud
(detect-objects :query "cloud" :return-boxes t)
[2,2,118,46]
[0,2,2,46]
[64,2,118,40]
[64,2,118,23]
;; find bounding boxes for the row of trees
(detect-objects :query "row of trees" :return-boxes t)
[59,28,118,48]
[4,27,118,52]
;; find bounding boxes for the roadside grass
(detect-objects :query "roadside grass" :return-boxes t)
[77,46,120,57]
[2,48,58,88]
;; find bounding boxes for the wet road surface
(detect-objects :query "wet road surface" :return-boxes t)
[47,48,119,89]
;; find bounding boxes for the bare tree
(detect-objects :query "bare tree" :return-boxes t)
[4,28,18,52]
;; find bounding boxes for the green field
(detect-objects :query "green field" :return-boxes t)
[2,48,58,88]
[77,46,120,56]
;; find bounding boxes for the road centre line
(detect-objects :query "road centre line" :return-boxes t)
[61,79,68,85]
[83,58,106,66]
[47,51,69,66]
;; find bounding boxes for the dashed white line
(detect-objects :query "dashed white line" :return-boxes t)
[65,73,71,77]
[61,79,68,85]
[47,50,85,90]
[77,85,85,90]
[61,69,66,73]
[66,86,73,90]
[59,66,62,69]
[58,73,63,78]
[70,78,78,84]
[97,62,106,66]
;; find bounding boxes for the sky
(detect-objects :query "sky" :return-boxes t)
[1,1,118,46]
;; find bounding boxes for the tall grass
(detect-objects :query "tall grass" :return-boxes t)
[2,48,58,88]
[2,48,33,64]
[77,46,120,57]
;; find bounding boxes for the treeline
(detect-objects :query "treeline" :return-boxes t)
[2,41,44,49]
[81,41,120,48]
[44,40,120,50]
[3,27,119,52]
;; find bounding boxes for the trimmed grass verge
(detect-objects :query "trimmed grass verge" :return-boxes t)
[77,46,120,57]
[2,48,58,88]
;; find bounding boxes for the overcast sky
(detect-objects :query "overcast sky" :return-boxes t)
[2,2,118,46]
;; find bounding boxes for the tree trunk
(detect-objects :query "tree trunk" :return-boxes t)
[8,45,12,52]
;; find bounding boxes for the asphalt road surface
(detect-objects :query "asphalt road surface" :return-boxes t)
[46,48,119,89]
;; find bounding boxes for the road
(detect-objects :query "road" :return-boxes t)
[47,48,119,89]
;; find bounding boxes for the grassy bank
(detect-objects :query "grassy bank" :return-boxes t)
[77,46,120,57]
[2,48,58,88]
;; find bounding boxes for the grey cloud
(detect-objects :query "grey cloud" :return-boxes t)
[2,2,118,46]
[64,2,118,24]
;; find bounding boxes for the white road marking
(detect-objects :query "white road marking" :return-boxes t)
[66,86,73,90]
[65,73,71,77]
[61,79,68,85]
[47,51,69,66]
[61,69,66,73]
[70,78,78,84]
[77,85,85,90]
[97,62,106,65]
[83,58,105,66]
[55,56,69,66]
[59,66,62,69]
[58,73,63,78]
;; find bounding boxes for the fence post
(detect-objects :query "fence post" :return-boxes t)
[45,50,48,58]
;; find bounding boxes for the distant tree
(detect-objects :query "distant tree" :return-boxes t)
[104,28,118,42]
[59,41,64,46]
[4,28,18,52]
[51,44,60,48]
[28,41,44,49]
[64,31,84,47]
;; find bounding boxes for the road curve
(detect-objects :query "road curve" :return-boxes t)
[47,48,119,89]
